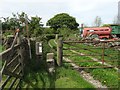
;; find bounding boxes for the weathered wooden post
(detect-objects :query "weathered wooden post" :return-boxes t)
[57,37,63,66]
[17,29,24,76]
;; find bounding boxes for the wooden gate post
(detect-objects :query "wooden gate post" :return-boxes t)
[57,37,63,66]
[17,33,24,76]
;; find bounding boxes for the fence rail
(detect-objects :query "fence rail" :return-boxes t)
[56,37,120,69]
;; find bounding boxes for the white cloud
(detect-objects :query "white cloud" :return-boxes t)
[0,0,119,26]
[68,0,119,12]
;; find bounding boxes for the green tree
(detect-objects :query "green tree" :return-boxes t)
[43,27,55,34]
[29,16,43,37]
[1,12,44,37]
[58,27,71,39]
[46,13,79,31]
[2,17,11,30]
[102,24,110,27]
[1,12,26,31]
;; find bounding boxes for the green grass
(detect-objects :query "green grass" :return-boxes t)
[21,70,51,88]
[64,43,119,66]
[63,50,118,87]
[64,45,119,88]
[49,39,119,88]
[91,69,118,87]
[64,46,118,88]
[21,63,95,88]
[55,64,95,88]
[19,39,95,88]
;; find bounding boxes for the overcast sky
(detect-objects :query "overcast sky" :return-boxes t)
[0,0,119,26]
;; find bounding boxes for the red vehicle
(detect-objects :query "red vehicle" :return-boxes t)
[82,27,112,39]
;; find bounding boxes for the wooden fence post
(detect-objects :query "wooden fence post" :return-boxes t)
[57,37,63,66]
[17,34,24,77]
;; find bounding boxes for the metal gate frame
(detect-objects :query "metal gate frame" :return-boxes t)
[56,38,120,69]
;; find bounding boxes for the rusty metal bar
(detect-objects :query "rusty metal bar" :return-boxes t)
[63,48,118,56]
[63,54,102,56]
[81,48,117,59]
[63,61,100,63]
[73,66,114,69]
[104,53,119,55]
[63,40,120,43]
[63,48,104,50]
[64,44,120,50]
[102,60,119,62]
[63,60,120,63]
[63,50,118,59]
[102,42,105,64]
